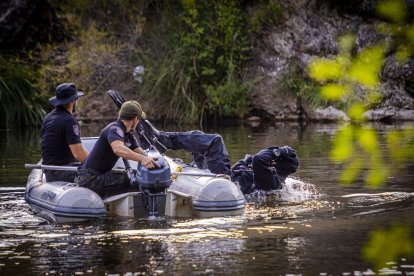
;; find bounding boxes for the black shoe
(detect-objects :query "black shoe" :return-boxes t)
[138,119,172,153]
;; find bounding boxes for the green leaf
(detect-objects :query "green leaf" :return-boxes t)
[348,103,366,122]
[320,84,347,100]
[376,0,407,23]
[338,33,356,54]
[396,45,411,62]
[357,127,378,153]
[366,159,388,187]
[348,46,385,88]
[331,125,354,162]
[363,224,414,270]
[308,58,345,82]
[340,157,363,185]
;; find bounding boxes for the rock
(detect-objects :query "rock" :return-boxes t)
[365,108,414,121]
[246,116,261,122]
[312,106,350,121]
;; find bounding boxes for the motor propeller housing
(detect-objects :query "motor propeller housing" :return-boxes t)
[136,146,172,192]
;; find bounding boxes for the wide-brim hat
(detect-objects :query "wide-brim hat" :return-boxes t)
[49,83,84,106]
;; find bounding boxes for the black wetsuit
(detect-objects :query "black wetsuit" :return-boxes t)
[76,119,139,198]
[231,147,299,194]
[40,106,81,182]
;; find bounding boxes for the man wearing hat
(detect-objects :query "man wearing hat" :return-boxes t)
[40,83,89,182]
[76,101,159,198]
[230,146,299,194]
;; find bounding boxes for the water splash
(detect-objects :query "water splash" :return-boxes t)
[244,177,323,203]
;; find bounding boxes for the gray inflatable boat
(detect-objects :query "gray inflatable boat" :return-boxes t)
[25,137,245,223]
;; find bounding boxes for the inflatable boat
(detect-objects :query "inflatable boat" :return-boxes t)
[25,137,246,223]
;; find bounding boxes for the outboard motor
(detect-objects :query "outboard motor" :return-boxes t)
[136,146,172,218]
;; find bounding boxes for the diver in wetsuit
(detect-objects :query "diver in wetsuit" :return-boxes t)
[230,146,299,194]
[137,120,299,194]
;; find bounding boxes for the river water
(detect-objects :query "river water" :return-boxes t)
[1,122,414,276]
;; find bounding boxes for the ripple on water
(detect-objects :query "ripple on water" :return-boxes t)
[342,192,414,207]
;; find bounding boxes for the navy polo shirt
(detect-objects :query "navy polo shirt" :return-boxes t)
[41,106,82,165]
[82,119,139,173]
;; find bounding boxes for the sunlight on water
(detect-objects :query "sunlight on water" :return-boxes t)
[343,192,414,208]
[173,217,246,227]
[112,217,248,243]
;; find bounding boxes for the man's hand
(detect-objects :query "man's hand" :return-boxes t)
[141,156,160,169]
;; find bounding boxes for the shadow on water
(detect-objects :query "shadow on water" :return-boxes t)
[1,122,414,275]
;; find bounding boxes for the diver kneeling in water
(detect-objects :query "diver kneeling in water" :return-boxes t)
[230,146,299,194]
[137,120,299,195]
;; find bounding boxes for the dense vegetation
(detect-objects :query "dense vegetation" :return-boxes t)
[0,0,282,127]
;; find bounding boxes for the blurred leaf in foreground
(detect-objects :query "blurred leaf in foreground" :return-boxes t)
[363,224,414,270]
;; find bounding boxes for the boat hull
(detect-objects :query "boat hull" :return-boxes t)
[25,168,107,223]
[25,137,246,222]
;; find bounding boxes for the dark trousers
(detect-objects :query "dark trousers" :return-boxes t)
[155,130,231,175]
[76,168,136,199]
[137,120,231,175]
[44,162,79,183]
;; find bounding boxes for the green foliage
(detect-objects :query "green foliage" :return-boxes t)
[0,55,48,128]
[50,0,144,35]
[376,0,407,23]
[141,0,252,123]
[250,0,282,35]
[308,0,414,188]
[36,24,141,108]
[363,224,414,270]
[280,60,324,108]
[204,65,252,119]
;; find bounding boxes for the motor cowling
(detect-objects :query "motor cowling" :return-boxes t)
[136,146,172,193]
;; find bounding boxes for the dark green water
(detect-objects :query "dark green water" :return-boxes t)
[1,122,414,275]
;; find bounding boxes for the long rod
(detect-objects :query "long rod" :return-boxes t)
[25,164,230,178]
[25,164,78,171]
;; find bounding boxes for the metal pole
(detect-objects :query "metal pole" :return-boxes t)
[24,164,125,173]
[25,164,78,171]
[25,164,231,179]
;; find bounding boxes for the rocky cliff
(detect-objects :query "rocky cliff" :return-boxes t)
[250,0,414,122]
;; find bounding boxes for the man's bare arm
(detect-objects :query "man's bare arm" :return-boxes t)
[111,140,158,168]
[69,143,89,162]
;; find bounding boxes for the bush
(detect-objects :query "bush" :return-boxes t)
[0,55,48,128]
[140,0,253,123]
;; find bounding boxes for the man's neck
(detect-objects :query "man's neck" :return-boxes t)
[121,119,133,132]
[63,102,74,114]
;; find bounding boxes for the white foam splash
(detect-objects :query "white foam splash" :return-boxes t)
[244,177,322,203]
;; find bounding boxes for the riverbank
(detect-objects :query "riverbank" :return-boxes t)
[0,0,413,127]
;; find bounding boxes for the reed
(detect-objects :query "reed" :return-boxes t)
[0,56,48,129]
[140,0,252,124]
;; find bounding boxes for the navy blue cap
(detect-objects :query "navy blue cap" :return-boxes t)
[49,83,84,106]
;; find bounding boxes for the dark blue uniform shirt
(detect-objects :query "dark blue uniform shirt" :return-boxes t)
[82,119,139,173]
[41,107,81,165]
